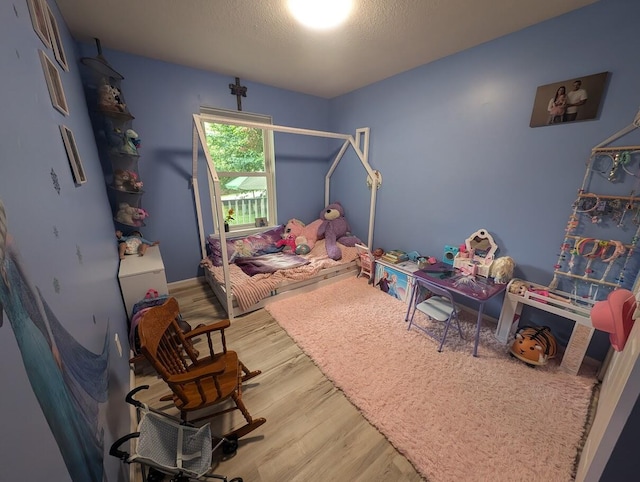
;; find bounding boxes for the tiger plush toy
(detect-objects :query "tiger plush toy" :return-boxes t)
[509,325,557,366]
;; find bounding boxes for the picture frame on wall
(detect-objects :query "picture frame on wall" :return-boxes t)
[45,2,69,71]
[529,71,609,128]
[59,125,87,184]
[27,0,51,48]
[39,49,69,116]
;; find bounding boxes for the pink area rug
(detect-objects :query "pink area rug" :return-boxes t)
[265,277,597,482]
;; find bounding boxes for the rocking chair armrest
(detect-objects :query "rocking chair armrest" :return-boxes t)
[185,319,231,339]
[165,359,227,384]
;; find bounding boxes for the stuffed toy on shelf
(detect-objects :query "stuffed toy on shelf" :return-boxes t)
[116,230,159,259]
[115,202,148,227]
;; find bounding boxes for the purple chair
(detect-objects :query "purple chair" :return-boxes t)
[406,277,463,352]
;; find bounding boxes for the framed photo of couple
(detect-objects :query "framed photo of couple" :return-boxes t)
[529,71,609,128]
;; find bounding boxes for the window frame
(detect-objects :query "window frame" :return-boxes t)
[198,107,277,233]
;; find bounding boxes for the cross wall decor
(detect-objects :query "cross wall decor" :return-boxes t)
[229,77,247,111]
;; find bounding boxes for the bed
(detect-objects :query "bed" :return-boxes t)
[191,114,381,319]
[200,227,359,316]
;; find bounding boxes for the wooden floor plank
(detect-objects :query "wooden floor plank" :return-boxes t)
[132,278,424,481]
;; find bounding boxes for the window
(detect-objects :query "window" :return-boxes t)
[199,107,276,231]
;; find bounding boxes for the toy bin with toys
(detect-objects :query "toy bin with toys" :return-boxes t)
[374,258,418,305]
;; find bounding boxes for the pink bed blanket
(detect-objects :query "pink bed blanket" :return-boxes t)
[201,239,358,312]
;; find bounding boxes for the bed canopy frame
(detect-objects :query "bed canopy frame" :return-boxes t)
[191,113,381,316]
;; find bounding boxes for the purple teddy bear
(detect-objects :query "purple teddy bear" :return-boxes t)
[317,202,360,260]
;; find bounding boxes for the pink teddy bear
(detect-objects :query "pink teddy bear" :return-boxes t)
[283,218,323,252]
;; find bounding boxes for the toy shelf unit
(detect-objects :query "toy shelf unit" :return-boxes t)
[496,278,597,375]
[80,40,147,230]
[104,116,146,229]
[550,145,640,301]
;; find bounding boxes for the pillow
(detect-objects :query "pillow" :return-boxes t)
[207,225,284,266]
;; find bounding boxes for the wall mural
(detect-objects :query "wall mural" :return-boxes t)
[0,199,109,482]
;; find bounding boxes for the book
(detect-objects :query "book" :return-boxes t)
[381,250,409,263]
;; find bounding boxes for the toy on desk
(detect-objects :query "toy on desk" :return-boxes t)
[459,263,478,276]
[490,256,515,284]
[373,248,384,259]
[452,272,489,297]
[416,256,437,269]
[509,325,557,366]
[453,228,498,277]
[443,245,459,265]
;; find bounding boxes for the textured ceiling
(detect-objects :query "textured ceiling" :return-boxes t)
[56,0,598,99]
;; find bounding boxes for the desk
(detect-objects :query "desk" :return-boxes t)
[408,262,506,356]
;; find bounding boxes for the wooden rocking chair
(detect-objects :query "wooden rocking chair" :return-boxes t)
[137,297,266,441]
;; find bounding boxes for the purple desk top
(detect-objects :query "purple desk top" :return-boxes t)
[414,263,506,301]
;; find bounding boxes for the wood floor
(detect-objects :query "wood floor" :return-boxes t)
[132,278,424,482]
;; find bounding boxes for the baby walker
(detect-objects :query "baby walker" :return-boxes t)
[110,386,242,482]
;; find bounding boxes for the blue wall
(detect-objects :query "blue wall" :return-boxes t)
[329,0,640,359]
[2,0,639,479]
[75,42,337,286]
[0,1,130,481]
[74,0,640,360]
[331,0,640,282]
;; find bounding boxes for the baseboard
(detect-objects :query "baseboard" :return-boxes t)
[167,276,205,290]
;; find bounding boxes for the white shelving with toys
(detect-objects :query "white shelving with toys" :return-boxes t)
[550,145,640,296]
[80,39,148,232]
[497,115,640,374]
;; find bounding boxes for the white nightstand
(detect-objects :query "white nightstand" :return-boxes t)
[117,245,168,319]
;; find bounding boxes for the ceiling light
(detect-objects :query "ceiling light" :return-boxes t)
[288,0,353,30]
